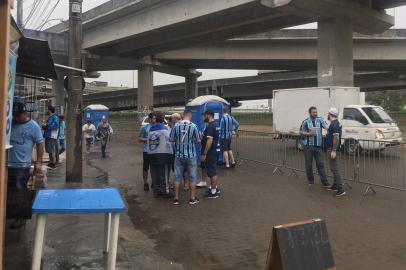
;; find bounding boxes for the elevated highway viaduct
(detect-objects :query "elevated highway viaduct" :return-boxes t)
[83,71,406,110]
[25,0,406,110]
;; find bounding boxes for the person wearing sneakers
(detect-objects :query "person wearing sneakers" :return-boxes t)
[138,112,156,191]
[96,115,113,158]
[147,112,173,197]
[300,106,330,187]
[168,113,190,191]
[219,108,239,168]
[42,106,60,169]
[201,110,220,199]
[326,108,346,197]
[170,110,201,205]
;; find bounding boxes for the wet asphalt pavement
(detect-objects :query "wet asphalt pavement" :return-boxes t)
[5,131,406,269]
[99,132,406,270]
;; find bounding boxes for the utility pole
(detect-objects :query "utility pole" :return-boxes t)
[66,0,83,182]
[16,0,23,28]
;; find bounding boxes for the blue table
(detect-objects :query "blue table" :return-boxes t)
[31,188,126,270]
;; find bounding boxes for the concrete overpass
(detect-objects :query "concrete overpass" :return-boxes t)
[36,0,406,110]
[46,0,398,54]
[140,29,406,71]
[25,28,406,72]
[83,71,406,110]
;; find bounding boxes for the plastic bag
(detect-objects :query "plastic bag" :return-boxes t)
[33,165,47,189]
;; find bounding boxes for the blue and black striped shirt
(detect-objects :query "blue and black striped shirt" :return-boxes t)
[170,120,201,158]
[300,117,328,147]
[219,114,240,139]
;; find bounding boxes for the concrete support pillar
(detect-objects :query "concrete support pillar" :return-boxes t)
[185,71,199,104]
[52,79,66,115]
[137,56,154,112]
[317,18,354,87]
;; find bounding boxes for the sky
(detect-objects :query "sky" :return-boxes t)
[11,1,406,108]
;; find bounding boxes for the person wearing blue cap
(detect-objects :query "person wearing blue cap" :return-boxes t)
[8,101,44,189]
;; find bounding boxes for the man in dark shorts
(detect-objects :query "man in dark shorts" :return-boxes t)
[42,106,59,169]
[138,112,156,191]
[201,110,220,199]
[219,108,239,168]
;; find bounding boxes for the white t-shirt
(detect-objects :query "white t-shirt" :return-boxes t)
[82,124,96,138]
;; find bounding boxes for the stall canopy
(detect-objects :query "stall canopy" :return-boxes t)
[10,16,22,43]
[16,37,58,80]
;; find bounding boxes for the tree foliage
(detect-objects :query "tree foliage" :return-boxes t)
[366,90,406,112]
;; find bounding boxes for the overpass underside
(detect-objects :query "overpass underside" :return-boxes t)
[83,71,406,111]
[42,0,406,110]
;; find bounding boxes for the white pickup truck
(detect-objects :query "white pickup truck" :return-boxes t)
[272,87,403,154]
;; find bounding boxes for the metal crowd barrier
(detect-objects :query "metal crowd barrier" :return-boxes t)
[233,130,406,194]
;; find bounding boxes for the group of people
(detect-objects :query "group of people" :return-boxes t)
[138,108,240,205]
[300,106,346,197]
[7,100,115,196]
[8,103,66,192]
[82,116,114,158]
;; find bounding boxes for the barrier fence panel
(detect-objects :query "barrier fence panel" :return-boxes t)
[233,130,285,170]
[283,134,305,175]
[235,130,406,193]
[355,139,406,191]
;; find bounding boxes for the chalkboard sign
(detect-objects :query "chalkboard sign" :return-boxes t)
[265,219,336,270]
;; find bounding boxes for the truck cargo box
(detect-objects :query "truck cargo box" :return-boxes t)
[273,87,360,135]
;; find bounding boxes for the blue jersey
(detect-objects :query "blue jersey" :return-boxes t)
[8,120,44,168]
[300,117,327,147]
[59,121,66,139]
[139,124,152,153]
[219,114,239,139]
[170,120,201,158]
[44,114,60,139]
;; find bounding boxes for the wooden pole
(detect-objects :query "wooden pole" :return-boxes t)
[66,0,83,182]
[0,0,12,269]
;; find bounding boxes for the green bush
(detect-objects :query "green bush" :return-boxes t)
[232,113,273,126]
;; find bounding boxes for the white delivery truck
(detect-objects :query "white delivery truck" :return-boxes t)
[272,87,403,154]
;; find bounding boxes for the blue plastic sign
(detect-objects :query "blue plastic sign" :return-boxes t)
[6,51,17,149]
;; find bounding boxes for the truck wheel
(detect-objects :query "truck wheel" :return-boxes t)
[296,138,304,151]
[345,139,360,156]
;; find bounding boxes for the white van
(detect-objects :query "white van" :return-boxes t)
[272,87,402,153]
[341,105,402,154]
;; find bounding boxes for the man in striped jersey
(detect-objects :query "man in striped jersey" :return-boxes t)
[170,110,201,205]
[219,108,240,168]
[300,106,329,187]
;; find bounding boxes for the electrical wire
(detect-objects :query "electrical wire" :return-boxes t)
[30,0,48,29]
[37,0,62,30]
[24,0,49,29]
[23,0,42,28]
